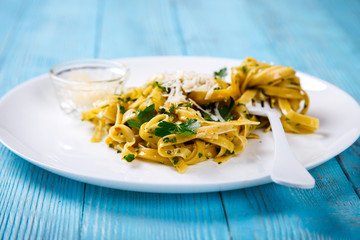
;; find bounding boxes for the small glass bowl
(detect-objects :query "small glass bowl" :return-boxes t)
[50,59,129,116]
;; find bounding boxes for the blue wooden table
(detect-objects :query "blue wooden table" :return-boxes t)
[1,0,359,239]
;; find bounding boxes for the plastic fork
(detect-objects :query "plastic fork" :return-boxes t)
[246,101,315,189]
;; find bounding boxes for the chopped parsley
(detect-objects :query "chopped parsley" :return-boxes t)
[154,81,167,92]
[158,105,177,121]
[173,157,179,165]
[242,65,247,73]
[185,103,192,108]
[126,104,155,129]
[218,97,235,121]
[214,67,227,78]
[127,119,142,129]
[119,105,125,114]
[163,137,176,143]
[155,119,201,137]
[123,154,135,162]
[290,81,299,86]
[169,104,176,115]
[226,150,235,155]
[202,112,214,121]
[138,104,155,123]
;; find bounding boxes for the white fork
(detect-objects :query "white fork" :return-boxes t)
[247,101,315,189]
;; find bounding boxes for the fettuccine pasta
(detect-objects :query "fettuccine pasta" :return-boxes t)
[82,57,318,173]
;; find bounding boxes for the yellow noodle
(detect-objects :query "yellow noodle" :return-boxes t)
[82,57,318,172]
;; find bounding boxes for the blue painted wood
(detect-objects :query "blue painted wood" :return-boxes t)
[97,0,185,58]
[221,160,360,239]
[0,0,97,239]
[0,0,359,239]
[80,186,230,240]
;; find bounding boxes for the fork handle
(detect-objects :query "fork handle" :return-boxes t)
[267,113,315,189]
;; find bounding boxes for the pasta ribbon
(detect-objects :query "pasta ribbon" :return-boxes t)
[82,57,318,172]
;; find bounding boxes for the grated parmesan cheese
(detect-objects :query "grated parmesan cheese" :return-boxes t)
[150,71,218,104]
[150,71,228,122]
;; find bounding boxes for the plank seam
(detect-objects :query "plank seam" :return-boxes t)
[219,192,233,240]
[336,154,360,199]
[78,184,87,240]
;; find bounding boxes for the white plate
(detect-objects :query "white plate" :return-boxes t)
[1,56,360,193]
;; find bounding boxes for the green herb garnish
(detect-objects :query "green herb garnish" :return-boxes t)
[119,105,125,114]
[158,105,176,120]
[185,103,192,108]
[127,119,142,129]
[202,112,214,121]
[154,81,167,92]
[214,67,227,78]
[242,65,247,73]
[218,97,235,121]
[138,104,155,123]
[226,150,235,155]
[155,119,201,137]
[126,104,155,130]
[123,154,135,162]
[173,157,179,165]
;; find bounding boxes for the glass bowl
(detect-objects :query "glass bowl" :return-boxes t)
[50,59,129,116]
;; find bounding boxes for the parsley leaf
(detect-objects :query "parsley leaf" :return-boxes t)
[214,67,227,78]
[218,97,235,121]
[177,119,201,136]
[155,121,177,137]
[127,119,142,129]
[155,119,201,137]
[138,104,155,123]
[126,104,155,129]
[123,154,135,162]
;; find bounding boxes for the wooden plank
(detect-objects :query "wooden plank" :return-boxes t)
[0,0,25,53]
[337,141,360,197]
[97,0,184,58]
[79,1,231,239]
[316,0,360,196]
[80,186,230,240]
[0,0,100,238]
[173,0,276,61]
[0,0,98,94]
[0,147,85,240]
[221,160,360,239]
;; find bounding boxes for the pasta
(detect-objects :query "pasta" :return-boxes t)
[81,57,318,173]
[232,58,319,133]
